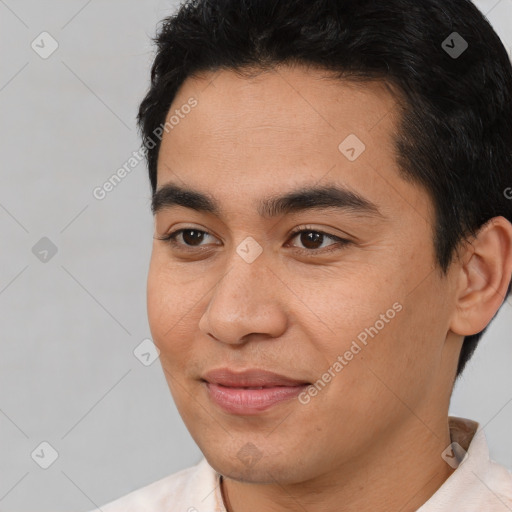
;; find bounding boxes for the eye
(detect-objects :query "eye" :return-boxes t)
[155,228,216,250]
[155,226,352,255]
[286,226,352,254]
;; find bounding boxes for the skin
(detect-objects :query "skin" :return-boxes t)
[146,63,512,512]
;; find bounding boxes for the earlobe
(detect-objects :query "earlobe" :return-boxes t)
[450,216,512,337]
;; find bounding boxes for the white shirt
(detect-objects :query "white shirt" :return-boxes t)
[90,416,512,511]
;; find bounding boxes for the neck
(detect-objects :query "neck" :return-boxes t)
[221,415,455,512]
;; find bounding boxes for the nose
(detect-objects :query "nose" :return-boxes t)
[198,246,288,345]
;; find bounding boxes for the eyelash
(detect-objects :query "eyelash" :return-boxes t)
[155,226,352,256]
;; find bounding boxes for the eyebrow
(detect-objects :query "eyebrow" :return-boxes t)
[151,183,385,219]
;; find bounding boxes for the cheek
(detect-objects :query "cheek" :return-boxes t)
[301,264,416,385]
[304,268,405,345]
[146,254,198,352]
[147,265,173,340]
[335,285,451,418]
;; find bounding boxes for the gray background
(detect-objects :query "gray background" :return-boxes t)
[0,0,511,510]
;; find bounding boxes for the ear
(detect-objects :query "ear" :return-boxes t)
[450,216,512,336]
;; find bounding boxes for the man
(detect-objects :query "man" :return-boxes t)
[92,0,512,510]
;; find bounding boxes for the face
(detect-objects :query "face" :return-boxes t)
[147,64,462,484]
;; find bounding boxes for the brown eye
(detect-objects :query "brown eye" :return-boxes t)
[180,229,207,246]
[155,226,352,256]
[288,228,350,254]
[156,228,214,248]
[297,231,326,250]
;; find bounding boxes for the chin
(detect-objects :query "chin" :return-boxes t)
[201,443,311,484]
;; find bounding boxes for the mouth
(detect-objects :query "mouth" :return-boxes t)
[201,368,311,415]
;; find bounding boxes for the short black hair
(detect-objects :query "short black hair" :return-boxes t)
[137,0,512,379]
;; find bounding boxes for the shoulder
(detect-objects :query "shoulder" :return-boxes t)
[87,457,220,512]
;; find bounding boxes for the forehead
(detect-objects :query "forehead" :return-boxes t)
[167,64,399,142]
[156,64,430,225]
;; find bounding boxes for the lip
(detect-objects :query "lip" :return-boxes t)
[202,368,310,415]
[202,368,310,388]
